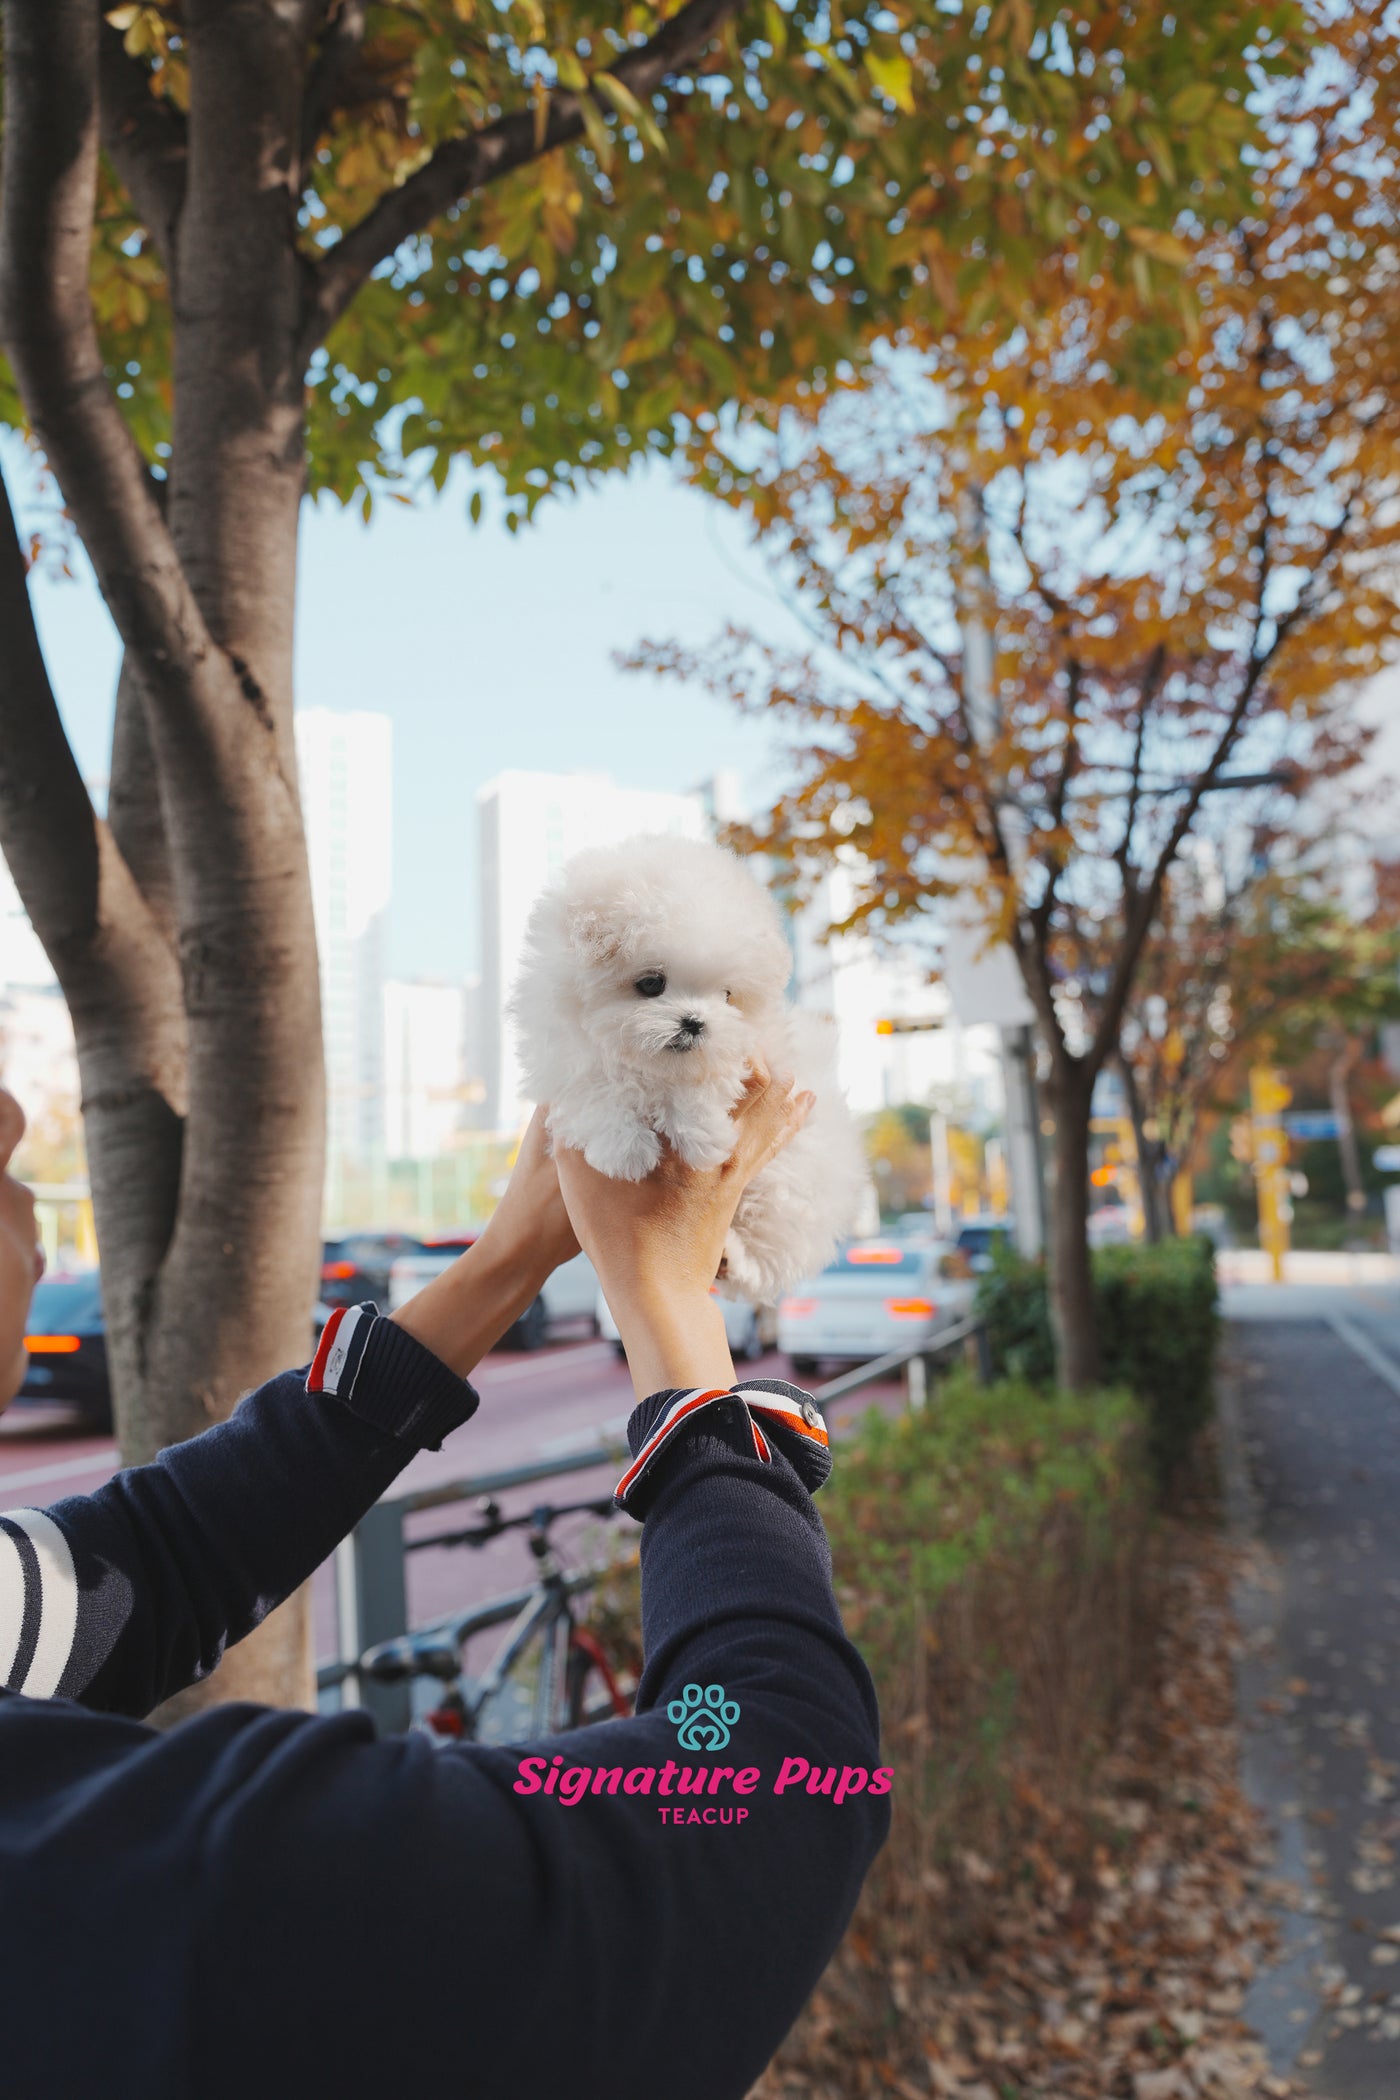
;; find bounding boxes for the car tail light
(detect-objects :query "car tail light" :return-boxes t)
[781,1298,816,1318]
[885,1298,934,1319]
[322,1261,356,1280]
[25,1335,81,1353]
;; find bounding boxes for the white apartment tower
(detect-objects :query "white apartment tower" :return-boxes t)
[295,708,392,1170]
[383,978,467,1159]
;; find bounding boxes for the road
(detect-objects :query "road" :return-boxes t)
[0,1325,903,1667]
[1222,1277,1400,2098]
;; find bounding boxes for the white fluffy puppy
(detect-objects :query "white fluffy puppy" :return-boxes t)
[510,834,869,1303]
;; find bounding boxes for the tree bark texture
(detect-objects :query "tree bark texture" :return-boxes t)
[1045,1065,1101,1392]
[0,0,749,1712]
[0,0,322,1710]
[1117,1053,1169,1243]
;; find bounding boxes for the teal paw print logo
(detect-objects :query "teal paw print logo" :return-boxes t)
[668,1682,740,1751]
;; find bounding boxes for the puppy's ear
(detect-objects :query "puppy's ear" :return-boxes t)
[571,909,625,966]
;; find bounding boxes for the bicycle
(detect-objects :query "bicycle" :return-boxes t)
[354,1494,637,1745]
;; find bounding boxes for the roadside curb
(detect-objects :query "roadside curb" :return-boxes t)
[1218,1336,1332,2083]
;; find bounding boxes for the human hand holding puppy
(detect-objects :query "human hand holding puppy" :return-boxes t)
[556,1063,814,1400]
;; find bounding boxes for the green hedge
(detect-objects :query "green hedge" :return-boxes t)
[975,1234,1219,1480]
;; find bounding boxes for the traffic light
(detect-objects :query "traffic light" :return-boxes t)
[1250,1069,1293,1118]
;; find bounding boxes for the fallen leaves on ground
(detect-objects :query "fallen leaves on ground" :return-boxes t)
[753,1519,1308,2099]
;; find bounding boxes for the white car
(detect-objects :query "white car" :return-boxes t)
[596,1287,777,1366]
[777,1238,976,1376]
[389,1239,601,1349]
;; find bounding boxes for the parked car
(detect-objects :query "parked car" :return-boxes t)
[953,1216,1013,1274]
[1087,1203,1133,1248]
[597,1287,778,1365]
[321,1232,426,1317]
[19,1271,111,1431]
[777,1238,976,1378]
[388,1239,601,1351]
[385,1234,478,1313]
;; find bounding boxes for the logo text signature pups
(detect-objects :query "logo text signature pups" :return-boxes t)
[513,1752,892,1813]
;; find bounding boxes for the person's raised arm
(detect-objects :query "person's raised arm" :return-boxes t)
[0,1107,575,1718]
[211,1068,888,2100]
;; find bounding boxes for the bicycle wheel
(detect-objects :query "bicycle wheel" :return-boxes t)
[471,1605,572,1746]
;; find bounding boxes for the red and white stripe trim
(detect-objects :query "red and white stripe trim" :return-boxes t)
[613,1384,829,1513]
[307,1303,372,1399]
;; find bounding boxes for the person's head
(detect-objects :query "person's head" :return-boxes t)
[0,1088,42,1412]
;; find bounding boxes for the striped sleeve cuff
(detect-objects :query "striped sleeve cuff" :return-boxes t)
[614,1376,832,1520]
[0,1508,78,1701]
[307,1301,479,1451]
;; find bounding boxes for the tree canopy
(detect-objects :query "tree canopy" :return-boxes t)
[637,0,1398,1077]
[2,0,1304,522]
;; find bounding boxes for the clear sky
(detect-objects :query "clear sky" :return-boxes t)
[11,440,800,981]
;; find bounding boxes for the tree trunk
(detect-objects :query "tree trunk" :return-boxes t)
[0,2,324,1712]
[1117,1053,1168,1243]
[129,3,323,1713]
[1046,1063,1100,1390]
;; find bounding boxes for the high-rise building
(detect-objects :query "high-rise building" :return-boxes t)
[478,771,713,1130]
[295,709,392,1173]
[383,978,468,1160]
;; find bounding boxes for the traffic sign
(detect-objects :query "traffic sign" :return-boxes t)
[1374,1145,1400,1174]
[1283,1112,1341,1142]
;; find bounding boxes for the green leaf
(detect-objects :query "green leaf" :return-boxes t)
[469,488,484,523]
[593,70,668,157]
[554,49,587,93]
[576,91,614,171]
[1167,82,1217,124]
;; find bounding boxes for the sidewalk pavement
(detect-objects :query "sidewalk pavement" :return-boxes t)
[1221,1283,1400,2097]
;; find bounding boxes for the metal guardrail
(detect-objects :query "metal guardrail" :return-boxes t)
[320,1319,988,1729]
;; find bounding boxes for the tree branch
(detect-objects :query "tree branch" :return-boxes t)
[0,469,102,970]
[1088,651,1270,1076]
[0,0,257,789]
[300,0,367,169]
[97,21,187,272]
[0,461,186,1112]
[108,653,179,952]
[0,463,187,1429]
[1115,643,1166,897]
[303,0,742,353]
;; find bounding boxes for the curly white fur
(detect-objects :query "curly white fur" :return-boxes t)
[509,834,869,1303]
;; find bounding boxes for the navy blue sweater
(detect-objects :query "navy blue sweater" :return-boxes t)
[0,1310,887,2099]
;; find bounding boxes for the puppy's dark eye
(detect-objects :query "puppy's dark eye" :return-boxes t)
[635,973,666,998]
[725,990,732,1003]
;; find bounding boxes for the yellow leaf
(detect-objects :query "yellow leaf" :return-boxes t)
[866,50,914,115]
[1126,227,1194,269]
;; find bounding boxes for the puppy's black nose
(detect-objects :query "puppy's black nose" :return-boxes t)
[679,1016,704,1038]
